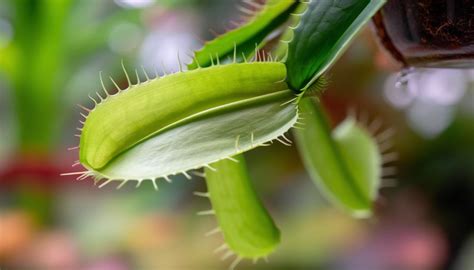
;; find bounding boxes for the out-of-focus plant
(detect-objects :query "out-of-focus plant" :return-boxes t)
[0,0,143,228]
[0,0,141,159]
[2,0,72,153]
[70,0,392,268]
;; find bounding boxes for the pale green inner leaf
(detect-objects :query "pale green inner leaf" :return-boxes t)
[95,98,297,180]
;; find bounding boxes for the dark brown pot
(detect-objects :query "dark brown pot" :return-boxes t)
[373,0,474,68]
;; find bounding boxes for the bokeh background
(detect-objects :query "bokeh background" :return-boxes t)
[0,0,473,269]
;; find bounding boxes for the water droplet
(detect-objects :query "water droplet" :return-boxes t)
[384,68,418,109]
[395,67,415,89]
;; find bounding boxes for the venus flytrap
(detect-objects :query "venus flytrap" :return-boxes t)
[76,61,297,185]
[67,2,302,267]
[68,0,392,268]
[294,98,382,216]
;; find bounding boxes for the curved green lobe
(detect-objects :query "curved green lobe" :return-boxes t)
[80,63,287,170]
[294,98,380,216]
[205,156,280,258]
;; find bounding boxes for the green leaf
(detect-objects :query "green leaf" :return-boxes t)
[188,0,299,69]
[294,98,381,216]
[285,0,386,91]
[205,156,280,258]
[77,62,297,184]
